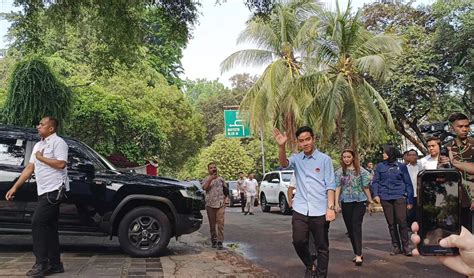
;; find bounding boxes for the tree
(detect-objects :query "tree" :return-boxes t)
[222,0,401,150]
[360,1,469,153]
[191,134,254,181]
[3,0,199,84]
[431,0,473,117]
[3,58,72,127]
[221,0,322,147]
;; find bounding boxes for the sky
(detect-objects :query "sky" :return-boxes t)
[0,0,434,86]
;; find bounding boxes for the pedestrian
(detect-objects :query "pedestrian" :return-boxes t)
[419,137,440,170]
[244,173,258,215]
[334,149,374,266]
[202,162,228,250]
[237,171,247,213]
[273,126,336,278]
[371,145,414,256]
[366,162,375,178]
[439,112,474,231]
[403,150,410,165]
[5,116,68,276]
[405,149,421,225]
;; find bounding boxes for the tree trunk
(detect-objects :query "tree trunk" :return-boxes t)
[394,124,428,155]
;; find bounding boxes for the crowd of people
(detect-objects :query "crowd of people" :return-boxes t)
[201,112,473,278]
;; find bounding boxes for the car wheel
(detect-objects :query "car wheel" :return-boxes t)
[279,194,291,215]
[260,194,271,212]
[229,199,234,207]
[118,206,171,257]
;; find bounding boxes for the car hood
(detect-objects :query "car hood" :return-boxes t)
[100,170,193,189]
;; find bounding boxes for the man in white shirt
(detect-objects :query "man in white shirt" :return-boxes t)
[420,137,440,170]
[244,173,258,215]
[406,149,421,224]
[5,116,68,277]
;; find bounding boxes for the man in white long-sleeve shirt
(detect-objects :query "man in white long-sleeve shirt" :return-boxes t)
[244,173,258,215]
[420,137,440,170]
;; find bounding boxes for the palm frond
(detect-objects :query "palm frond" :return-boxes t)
[220,49,275,73]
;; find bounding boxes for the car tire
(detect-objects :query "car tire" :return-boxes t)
[118,206,171,257]
[229,199,234,207]
[260,194,271,212]
[279,194,292,215]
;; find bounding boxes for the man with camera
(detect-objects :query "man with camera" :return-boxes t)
[439,113,474,231]
[5,116,68,277]
[202,162,228,250]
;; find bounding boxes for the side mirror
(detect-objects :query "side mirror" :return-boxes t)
[271,178,280,183]
[72,162,95,174]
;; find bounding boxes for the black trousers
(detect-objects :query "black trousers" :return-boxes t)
[32,192,61,265]
[240,192,246,212]
[292,211,329,278]
[341,201,366,256]
[381,198,409,251]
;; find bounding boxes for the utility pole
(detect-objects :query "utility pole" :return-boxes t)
[260,129,265,176]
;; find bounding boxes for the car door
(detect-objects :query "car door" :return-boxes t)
[267,173,280,203]
[24,141,106,231]
[0,135,29,223]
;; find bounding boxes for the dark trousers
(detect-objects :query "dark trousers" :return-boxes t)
[407,197,417,225]
[240,192,246,212]
[32,193,61,265]
[381,198,409,251]
[341,201,366,256]
[292,211,329,278]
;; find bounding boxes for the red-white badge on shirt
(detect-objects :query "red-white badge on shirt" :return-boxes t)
[315,168,320,173]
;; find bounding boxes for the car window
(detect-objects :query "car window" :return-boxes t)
[228,182,237,190]
[0,137,26,166]
[269,173,279,182]
[263,173,271,182]
[281,172,293,182]
[68,145,100,170]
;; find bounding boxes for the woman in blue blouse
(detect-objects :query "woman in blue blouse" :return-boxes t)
[335,149,374,266]
[371,145,414,257]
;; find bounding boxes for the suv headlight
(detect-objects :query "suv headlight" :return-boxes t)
[179,188,202,200]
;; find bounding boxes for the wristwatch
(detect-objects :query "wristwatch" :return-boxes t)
[327,205,335,210]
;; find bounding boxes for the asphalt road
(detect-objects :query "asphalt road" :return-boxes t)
[198,205,464,278]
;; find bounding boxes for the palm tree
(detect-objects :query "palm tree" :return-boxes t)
[220,0,321,147]
[222,0,401,150]
[297,1,401,149]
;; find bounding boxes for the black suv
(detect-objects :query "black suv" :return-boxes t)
[0,125,204,257]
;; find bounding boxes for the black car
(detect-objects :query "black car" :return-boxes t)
[227,181,242,207]
[0,125,204,257]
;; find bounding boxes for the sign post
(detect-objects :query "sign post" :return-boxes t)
[224,110,251,138]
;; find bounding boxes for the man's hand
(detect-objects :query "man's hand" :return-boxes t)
[374,196,381,204]
[273,128,288,147]
[225,197,230,205]
[407,204,413,210]
[326,209,336,221]
[288,199,292,208]
[35,149,44,160]
[335,204,341,213]
[5,187,16,201]
[470,202,474,211]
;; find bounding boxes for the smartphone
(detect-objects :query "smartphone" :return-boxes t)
[417,169,461,255]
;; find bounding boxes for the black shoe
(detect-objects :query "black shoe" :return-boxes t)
[390,247,402,256]
[249,212,254,215]
[211,241,217,248]
[26,263,49,276]
[48,262,64,274]
[244,212,248,215]
[217,242,224,250]
[404,250,413,257]
[304,266,316,278]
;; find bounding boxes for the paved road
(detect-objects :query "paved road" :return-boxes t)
[198,205,464,278]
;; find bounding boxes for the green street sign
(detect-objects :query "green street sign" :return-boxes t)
[224,110,251,138]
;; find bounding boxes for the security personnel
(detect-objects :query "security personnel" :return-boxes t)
[5,116,69,276]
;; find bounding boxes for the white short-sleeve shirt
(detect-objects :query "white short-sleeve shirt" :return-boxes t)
[29,133,69,196]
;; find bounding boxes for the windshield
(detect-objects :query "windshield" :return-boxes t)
[228,182,237,190]
[80,142,117,171]
[282,172,293,182]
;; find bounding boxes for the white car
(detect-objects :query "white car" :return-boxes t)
[259,170,294,214]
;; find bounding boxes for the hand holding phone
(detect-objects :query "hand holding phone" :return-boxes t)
[416,170,461,256]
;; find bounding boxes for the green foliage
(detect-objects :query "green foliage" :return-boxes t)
[3,58,72,127]
[3,0,199,85]
[66,88,162,163]
[191,134,254,181]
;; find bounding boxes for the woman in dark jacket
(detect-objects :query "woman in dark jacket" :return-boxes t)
[372,145,414,256]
